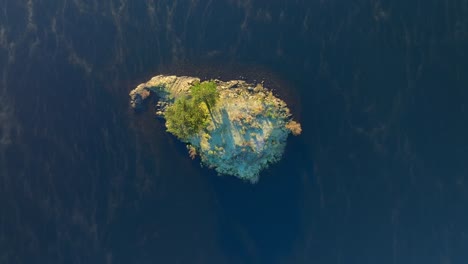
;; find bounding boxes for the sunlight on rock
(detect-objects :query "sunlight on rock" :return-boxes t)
[130,75,301,183]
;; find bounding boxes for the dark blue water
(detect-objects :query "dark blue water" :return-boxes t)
[1,1,468,263]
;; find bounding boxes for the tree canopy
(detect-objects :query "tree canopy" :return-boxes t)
[164,97,208,141]
[190,81,219,113]
[164,81,219,140]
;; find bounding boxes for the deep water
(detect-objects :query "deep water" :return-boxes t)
[1,1,468,264]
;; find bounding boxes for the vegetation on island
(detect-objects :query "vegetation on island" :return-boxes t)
[190,81,219,117]
[164,81,219,140]
[164,97,208,140]
[285,120,302,136]
[131,75,303,182]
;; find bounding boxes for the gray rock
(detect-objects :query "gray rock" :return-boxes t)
[130,75,301,183]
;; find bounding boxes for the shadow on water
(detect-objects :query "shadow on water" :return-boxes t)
[134,61,310,263]
[4,0,468,263]
[105,55,312,264]
[157,61,308,262]
[208,134,310,264]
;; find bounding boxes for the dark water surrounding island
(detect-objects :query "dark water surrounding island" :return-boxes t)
[1,1,468,263]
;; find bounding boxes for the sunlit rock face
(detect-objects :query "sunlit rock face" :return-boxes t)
[130,75,301,183]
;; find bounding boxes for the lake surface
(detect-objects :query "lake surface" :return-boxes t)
[1,1,468,263]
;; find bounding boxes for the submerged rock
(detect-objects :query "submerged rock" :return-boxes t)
[130,75,301,183]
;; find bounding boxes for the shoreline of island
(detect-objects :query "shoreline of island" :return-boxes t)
[130,75,301,183]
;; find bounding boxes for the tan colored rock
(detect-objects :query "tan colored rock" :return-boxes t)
[130,75,301,183]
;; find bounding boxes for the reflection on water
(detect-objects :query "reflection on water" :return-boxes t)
[1,0,468,263]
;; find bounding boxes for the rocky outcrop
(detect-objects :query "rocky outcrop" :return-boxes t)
[130,75,301,183]
[129,75,199,109]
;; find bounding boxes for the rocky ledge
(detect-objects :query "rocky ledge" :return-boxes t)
[130,75,301,183]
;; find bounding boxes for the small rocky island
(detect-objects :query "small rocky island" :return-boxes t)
[130,75,301,183]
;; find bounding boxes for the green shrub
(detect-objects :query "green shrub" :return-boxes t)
[190,81,219,115]
[164,81,220,140]
[164,97,208,141]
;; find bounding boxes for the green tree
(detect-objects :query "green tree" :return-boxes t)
[164,97,208,141]
[190,81,219,121]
